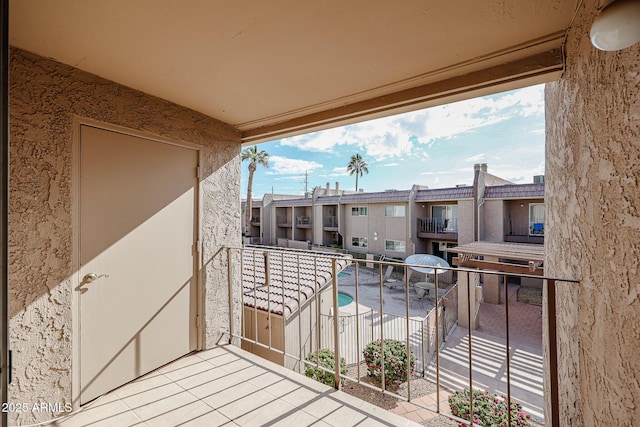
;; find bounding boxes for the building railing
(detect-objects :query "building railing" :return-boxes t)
[276,215,292,226]
[418,217,458,233]
[504,218,545,242]
[323,216,338,228]
[296,215,312,226]
[221,245,579,427]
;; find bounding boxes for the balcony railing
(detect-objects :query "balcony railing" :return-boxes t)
[220,246,578,426]
[323,216,338,228]
[296,215,312,227]
[504,218,544,243]
[418,217,458,234]
[276,215,292,227]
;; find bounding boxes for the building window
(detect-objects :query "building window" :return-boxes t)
[352,237,368,248]
[385,205,406,217]
[529,203,544,235]
[431,204,458,231]
[385,239,406,252]
[351,206,368,216]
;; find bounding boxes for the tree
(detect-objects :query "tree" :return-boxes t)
[346,153,369,192]
[242,146,269,238]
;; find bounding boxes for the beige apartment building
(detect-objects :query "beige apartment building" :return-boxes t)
[6,1,638,426]
[243,164,546,262]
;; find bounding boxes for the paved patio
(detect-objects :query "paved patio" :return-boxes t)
[393,282,545,423]
[52,345,421,427]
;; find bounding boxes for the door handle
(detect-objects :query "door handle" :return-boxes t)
[83,273,110,283]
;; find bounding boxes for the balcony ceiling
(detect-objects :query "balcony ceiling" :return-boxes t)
[9,1,576,143]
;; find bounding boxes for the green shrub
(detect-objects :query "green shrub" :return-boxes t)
[363,339,415,388]
[448,388,531,426]
[304,349,346,387]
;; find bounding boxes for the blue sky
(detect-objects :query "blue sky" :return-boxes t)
[241,84,545,198]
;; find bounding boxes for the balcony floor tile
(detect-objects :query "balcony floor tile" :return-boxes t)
[55,345,421,427]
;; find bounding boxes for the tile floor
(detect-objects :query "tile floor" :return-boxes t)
[51,345,421,427]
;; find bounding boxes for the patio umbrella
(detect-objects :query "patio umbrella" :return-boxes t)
[405,254,450,275]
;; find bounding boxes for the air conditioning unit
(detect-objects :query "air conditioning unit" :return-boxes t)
[438,242,448,251]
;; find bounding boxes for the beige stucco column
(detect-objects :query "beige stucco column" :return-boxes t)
[545,0,640,425]
[457,270,480,330]
[481,256,502,304]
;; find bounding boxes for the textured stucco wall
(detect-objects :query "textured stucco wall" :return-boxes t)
[481,200,504,242]
[545,1,640,425]
[457,200,474,244]
[9,47,241,424]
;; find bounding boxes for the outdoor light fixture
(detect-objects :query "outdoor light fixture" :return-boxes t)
[590,0,640,51]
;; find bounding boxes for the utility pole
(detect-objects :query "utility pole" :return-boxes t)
[302,170,309,196]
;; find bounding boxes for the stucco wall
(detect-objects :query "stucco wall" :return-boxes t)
[481,200,504,242]
[9,47,241,424]
[545,1,640,424]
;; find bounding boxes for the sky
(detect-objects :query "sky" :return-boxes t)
[241,84,545,199]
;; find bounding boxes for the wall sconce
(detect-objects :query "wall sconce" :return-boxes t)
[590,0,640,51]
[520,203,524,208]
[374,232,378,241]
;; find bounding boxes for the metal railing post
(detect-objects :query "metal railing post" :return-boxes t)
[404,264,411,402]
[227,247,233,343]
[505,274,512,427]
[547,279,560,427]
[331,258,341,389]
[434,267,440,413]
[466,270,474,425]
[379,262,385,391]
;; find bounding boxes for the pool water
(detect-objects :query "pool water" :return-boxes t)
[337,272,350,278]
[338,291,353,307]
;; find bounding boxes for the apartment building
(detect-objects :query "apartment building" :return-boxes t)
[245,164,545,262]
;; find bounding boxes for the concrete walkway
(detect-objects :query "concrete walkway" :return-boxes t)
[391,282,545,423]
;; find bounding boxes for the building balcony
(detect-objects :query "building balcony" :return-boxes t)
[417,217,458,239]
[323,216,339,231]
[296,215,312,228]
[277,215,292,227]
[250,217,261,226]
[504,219,544,244]
[55,344,412,426]
[60,247,575,426]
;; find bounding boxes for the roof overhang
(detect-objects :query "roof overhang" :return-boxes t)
[449,241,544,276]
[9,1,575,143]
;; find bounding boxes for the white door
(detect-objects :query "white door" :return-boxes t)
[79,125,198,404]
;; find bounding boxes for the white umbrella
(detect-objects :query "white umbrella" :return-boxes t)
[405,254,450,275]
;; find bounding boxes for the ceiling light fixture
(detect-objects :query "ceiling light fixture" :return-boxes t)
[590,0,640,51]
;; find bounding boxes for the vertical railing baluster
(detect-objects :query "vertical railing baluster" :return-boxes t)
[434,266,440,413]
[331,258,340,389]
[467,270,473,426]
[355,261,361,382]
[505,274,512,427]
[547,279,559,427]
[280,253,285,358]
[253,251,259,349]
[315,256,321,370]
[404,263,411,402]
[265,251,272,350]
[379,262,385,392]
[297,253,302,372]
[227,247,233,344]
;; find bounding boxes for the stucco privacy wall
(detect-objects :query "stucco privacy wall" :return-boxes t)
[9,47,241,424]
[545,1,640,425]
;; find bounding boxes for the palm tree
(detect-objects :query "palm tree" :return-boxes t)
[242,146,269,238]
[346,153,369,192]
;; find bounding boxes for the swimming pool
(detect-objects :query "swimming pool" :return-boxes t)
[337,272,350,278]
[337,291,353,307]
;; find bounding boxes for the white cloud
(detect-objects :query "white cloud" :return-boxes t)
[266,155,322,175]
[383,162,400,167]
[463,153,486,163]
[420,84,544,142]
[280,85,543,158]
